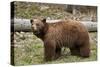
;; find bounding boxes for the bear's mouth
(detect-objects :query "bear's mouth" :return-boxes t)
[33,31,40,35]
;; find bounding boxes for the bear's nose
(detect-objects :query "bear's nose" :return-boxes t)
[32,25,37,30]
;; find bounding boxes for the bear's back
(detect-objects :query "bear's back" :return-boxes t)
[47,20,87,35]
[44,20,89,47]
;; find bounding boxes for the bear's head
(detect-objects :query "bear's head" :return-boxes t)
[30,18,46,35]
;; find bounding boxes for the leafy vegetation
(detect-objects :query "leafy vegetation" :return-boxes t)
[14,1,97,21]
[12,2,97,66]
[13,32,97,66]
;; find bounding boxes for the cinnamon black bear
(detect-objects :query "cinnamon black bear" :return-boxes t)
[30,18,90,61]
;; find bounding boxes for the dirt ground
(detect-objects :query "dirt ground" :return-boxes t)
[11,1,97,66]
[11,32,97,66]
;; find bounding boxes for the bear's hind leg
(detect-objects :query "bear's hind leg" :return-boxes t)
[70,46,80,56]
[79,44,90,57]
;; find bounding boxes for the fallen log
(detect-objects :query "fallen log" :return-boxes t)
[11,18,97,32]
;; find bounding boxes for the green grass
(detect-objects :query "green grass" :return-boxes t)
[12,2,97,66]
[13,32,97,66]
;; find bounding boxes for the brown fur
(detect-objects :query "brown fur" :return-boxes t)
[30,19,90,61]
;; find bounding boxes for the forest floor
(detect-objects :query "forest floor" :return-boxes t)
[12,2,97,66]
[12,32,97,66]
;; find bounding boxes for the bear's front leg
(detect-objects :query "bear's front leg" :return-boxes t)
[55,47,61,59]
[44,40,56,61]
[70,46,80,56]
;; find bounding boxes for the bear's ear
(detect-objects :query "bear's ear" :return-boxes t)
[30,19,33,24]
[42,18,46,23]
